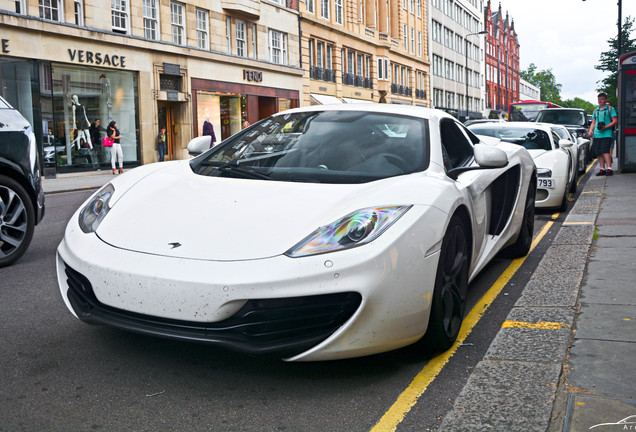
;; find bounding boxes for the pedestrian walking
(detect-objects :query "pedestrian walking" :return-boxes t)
[157,127,167,162]
[589,92,617,176]
[107,120,124,175]
[202,117,216,148]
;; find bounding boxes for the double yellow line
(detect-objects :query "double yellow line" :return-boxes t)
[370,221,553,432]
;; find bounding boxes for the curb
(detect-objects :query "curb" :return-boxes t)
[437,171,604,431]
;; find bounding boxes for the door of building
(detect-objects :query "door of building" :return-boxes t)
[158,101,175,161]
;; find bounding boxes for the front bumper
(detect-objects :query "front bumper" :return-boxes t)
[56,205,443,361]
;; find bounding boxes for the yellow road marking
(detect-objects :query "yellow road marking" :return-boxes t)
[370,221,553,432]
[563,221,594,225]
[581,191,601,194]
[501,320,570,330]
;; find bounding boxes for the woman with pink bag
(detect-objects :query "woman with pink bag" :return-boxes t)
[106,120,123,174]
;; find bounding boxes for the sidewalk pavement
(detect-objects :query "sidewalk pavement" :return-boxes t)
[438,168,636,432]
[42,170,113,194]
[42,168,636,431]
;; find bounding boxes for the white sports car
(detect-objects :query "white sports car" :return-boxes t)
[468,122,576,211]
[57,105,536,361]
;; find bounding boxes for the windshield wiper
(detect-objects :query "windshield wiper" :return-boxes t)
[215,162,273,180]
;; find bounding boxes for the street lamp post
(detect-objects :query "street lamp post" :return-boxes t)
[465,30,488,121]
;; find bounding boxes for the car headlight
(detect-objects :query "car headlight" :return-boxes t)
[537,168,552,178]
[79,183,115,233]
[285,205,412,258]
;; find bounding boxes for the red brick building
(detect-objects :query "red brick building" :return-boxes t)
[484,1,519,117]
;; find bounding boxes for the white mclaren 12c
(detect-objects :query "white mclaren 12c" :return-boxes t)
[57,105,536,361]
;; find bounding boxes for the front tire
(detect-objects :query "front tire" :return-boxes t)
[421,216,470,351]
[0,175,35,267]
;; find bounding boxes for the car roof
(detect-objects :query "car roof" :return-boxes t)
[273,103,455,123]
[469,122,554,133]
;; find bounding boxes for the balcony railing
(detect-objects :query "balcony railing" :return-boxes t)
[390,84,412,96]
[310,66,336,83]
[415,89,426,99]
[342,73,373,89]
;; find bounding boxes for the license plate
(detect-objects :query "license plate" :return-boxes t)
[538,178,555,189]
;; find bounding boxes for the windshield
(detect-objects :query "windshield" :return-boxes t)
[535,110,586,126]
[469,125,553,151]
[191,111,429,184]
[509,103,549,122]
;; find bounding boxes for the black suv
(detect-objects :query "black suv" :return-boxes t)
[0,96,45,267]
[535,108,592,162]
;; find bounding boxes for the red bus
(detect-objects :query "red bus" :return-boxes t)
[508,100,562,122]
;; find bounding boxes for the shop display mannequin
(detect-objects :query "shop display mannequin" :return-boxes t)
[71,94,93,150]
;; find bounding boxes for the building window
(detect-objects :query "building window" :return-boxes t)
[417,31,422,56]
[307,0,314,13]
[402,0,407,9]
[269,29,287,65]
[432,20,441,43]
[74,0,83,25]
[196,9,209,50]
[40,0,62,21]
[143,0,159,40]
[321,0,329,19]
[410,0,414,13]
[410,27,415,54]
[170,1,185,45]
[416,0,421,17]
[111,0,129,33]
[334,0,343,24]
[252,23,258,59]
[403,24,407,50]
[226,17,231,54]
[15,0,26,14]
[236,20,246,56]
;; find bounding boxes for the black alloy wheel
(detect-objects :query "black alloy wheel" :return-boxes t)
[505,178,536,258]
[0,175,35,267]
[421,216,469,351]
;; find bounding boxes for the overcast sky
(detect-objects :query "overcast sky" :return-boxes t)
[499,0,636,104]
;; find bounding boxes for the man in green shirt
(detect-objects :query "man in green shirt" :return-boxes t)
[589,92,618,175]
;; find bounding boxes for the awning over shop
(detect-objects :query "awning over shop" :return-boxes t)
[310,94,343,105]
[342,97,374,104]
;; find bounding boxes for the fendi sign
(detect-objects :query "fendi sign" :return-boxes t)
[68,49,126,68]
[243,69,262,82]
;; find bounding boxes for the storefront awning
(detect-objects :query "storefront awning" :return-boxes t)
[342,97,374,104]
[310,94,343,105]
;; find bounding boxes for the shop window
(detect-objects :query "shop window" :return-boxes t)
[44,64,140,172]
[143,0,159,40]
[196,91,246,142]
[111,0,129,34]
[196,8,209,50]
[171,1,185,45]
[39,0,62,21]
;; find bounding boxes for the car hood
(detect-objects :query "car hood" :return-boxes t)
[96,162,446,261]
[526,149,549,160]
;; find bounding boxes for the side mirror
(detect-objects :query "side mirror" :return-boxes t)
[474,144,509,168]
[559,139,573,148]
[447,144,508,180]
[187,136,212,156]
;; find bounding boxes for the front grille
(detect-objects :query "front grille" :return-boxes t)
[64,264,362,358]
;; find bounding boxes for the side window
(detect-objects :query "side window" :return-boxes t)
[552,131,561,148]
[440,119,474,171]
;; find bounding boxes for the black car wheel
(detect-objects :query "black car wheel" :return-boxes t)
[421,216,469,351]
[0,175,35,267]
[505,178,536,258]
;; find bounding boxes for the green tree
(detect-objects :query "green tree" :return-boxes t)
[520,63,563,104]
[561,97,595,114]
[595,16,636,107]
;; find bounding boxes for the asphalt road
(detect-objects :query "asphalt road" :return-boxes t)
[0,189,562,432]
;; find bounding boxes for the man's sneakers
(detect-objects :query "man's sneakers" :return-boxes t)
[596,168,614,176]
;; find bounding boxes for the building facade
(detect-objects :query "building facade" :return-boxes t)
[483,0,519,118]
[519,77,540,101]
[0,0,302,175]
[428,0,484,120]
[300,0,430,106]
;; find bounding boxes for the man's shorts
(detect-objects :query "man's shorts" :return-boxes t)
[595,137,612,155]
